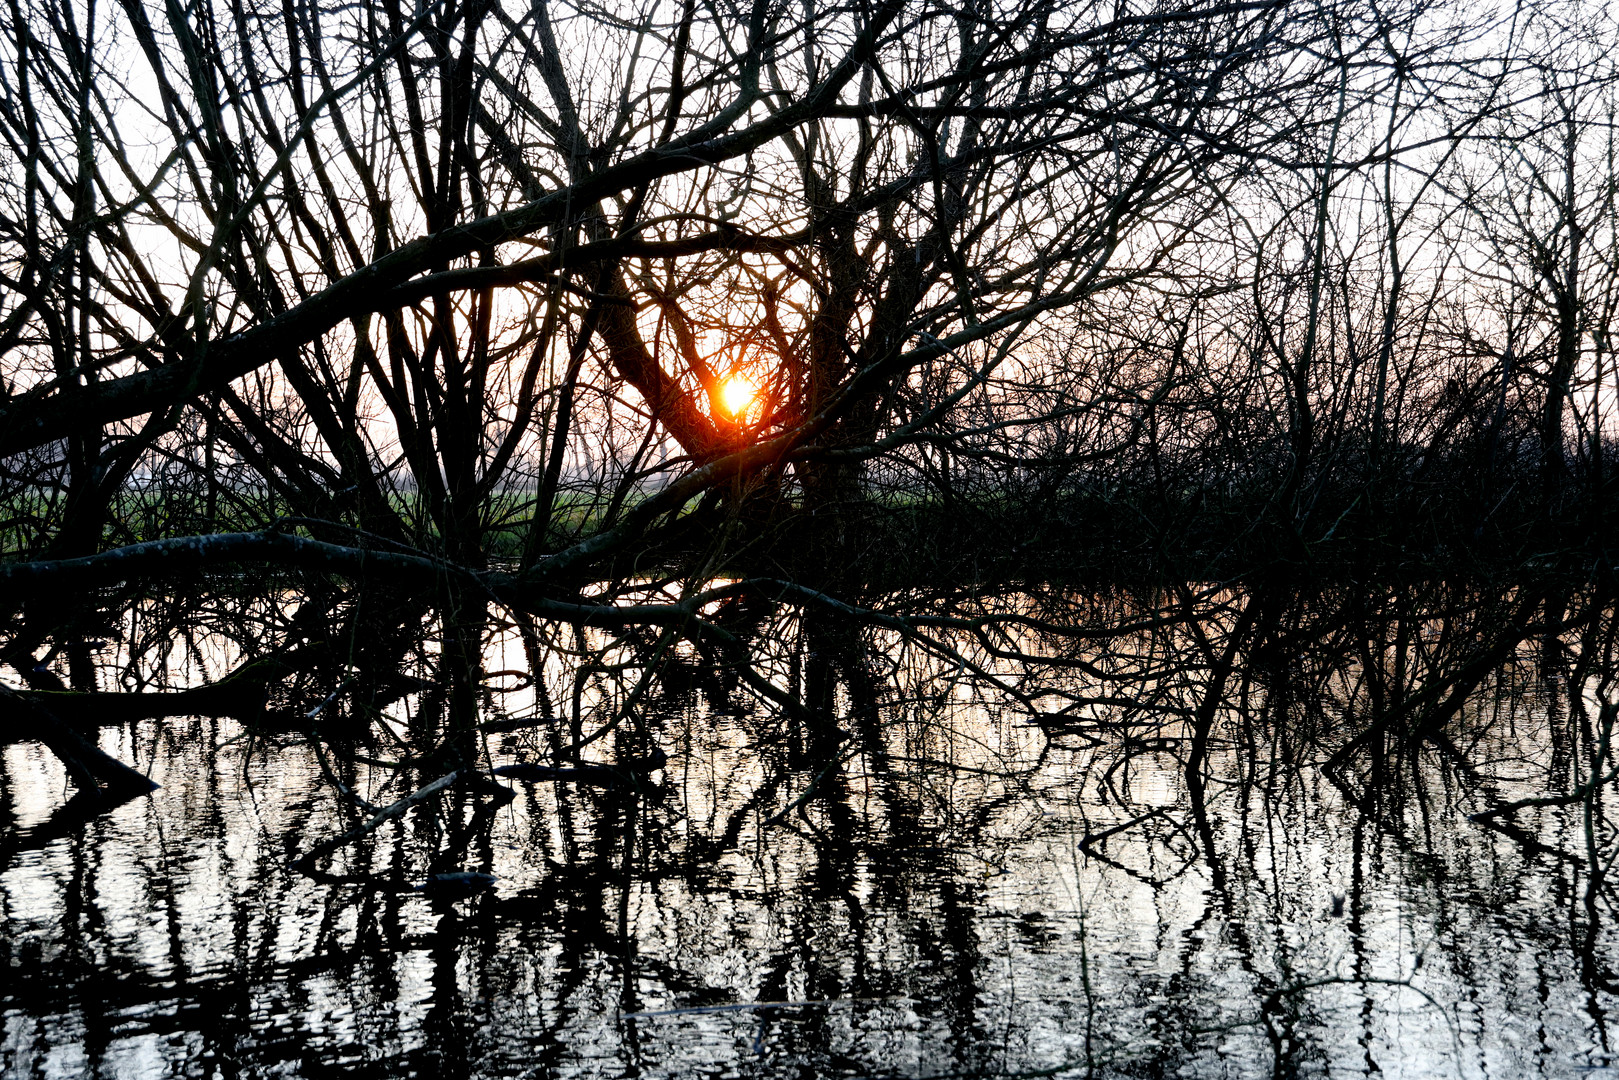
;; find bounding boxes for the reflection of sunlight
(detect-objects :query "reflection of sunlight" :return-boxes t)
[0,581,1600,1080]
[720,375,756,416]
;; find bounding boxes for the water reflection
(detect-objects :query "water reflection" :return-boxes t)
[2,581,1618,1077]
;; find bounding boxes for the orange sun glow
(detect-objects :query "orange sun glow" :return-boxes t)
[720,375,756,416]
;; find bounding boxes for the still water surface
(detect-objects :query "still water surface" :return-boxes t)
[1,591,1615,1078]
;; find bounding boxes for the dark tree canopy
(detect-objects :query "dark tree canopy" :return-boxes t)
[2,0,1618,797]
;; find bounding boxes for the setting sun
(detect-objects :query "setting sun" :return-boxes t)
[720,374,757,416]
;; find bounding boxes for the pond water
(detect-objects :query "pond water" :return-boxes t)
[2,584,1616,1078]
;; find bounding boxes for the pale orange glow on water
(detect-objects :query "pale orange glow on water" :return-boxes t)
[720,375,756,417]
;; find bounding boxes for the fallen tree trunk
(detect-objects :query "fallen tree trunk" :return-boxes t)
[5,680,267,729]
[0,684,158,797]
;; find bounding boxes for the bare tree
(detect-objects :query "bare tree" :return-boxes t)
[0,0,1593,809]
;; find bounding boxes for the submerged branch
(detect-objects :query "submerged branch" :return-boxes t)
[290,770,463,872]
